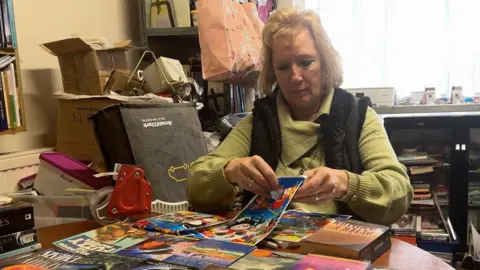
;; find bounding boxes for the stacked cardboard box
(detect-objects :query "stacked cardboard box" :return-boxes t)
[41,38,135,163]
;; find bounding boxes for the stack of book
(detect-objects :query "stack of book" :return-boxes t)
[0,54,22,131]
[0,198,41,260]
[398,154,447,206]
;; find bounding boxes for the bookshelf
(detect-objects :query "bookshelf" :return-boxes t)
[0,0,26,136]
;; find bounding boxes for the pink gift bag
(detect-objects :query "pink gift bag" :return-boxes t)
[198,0,264,86]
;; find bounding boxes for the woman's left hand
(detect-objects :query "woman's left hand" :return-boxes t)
[293,167,349,203]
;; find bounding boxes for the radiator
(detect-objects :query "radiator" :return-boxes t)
[0,148,54,193]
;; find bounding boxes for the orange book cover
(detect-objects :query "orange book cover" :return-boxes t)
[300,219,391,262]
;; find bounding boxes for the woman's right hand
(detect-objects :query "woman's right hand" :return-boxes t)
[224,155,279,196]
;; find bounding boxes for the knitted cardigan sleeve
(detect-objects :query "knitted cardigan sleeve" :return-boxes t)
[186,115,253,212]
[340,107,414,225]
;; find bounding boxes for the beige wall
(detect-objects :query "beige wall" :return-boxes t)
[0,0,139,153]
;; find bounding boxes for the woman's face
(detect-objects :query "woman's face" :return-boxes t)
[272,30,323,111]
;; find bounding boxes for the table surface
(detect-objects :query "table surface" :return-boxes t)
[36,219,455,270]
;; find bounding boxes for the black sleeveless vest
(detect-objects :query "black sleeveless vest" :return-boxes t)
[245,88,371,215]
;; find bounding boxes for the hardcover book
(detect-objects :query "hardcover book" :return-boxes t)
[300,219,391,262]
[162,239,255,268]
[116,234,200,261]
[291,254,369,270]
[54,222,159,256]
[229,249,304,270]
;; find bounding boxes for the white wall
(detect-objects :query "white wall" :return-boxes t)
[0,0,139,153]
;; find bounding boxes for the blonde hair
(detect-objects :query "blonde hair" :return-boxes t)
[259,8,343,94]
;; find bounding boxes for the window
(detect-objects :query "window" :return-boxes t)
[305,0,480,99]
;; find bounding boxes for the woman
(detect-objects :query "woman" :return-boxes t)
[187,8,412,225]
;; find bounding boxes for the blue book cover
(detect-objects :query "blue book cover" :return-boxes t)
[163,239,255,267]
[134,211,228,234]
[54,222,159,256]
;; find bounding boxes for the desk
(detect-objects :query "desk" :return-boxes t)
[36,220,454,270]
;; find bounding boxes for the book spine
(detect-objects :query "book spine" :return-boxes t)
[1,71,10,128]
[0,229,38,253]
[9,62,20,126]
[1,0,10,47]
[0,71,7,130]
[6,0,16,48]
[359,231,392,261]
[5,68,15,128]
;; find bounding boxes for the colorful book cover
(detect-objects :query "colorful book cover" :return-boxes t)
[54,222,159,256]
[130,259,199,270]
[291,254,369,270]
[163,239,255,268]
[134,211,228,234]
[229,249,304,270]
[198,176,305,245]
[56,252,143,270]
[269,210,351,242]
[0,249,84,269]
[116,234,200,261]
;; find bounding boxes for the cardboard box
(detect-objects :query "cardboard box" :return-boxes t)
[56,97,120,162]
[41,38,133,95]
[55,93,174,162]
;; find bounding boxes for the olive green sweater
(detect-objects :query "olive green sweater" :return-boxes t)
[187,90,413,225]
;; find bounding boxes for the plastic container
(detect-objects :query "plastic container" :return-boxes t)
[34,153,111,196]
[6,194,93,228]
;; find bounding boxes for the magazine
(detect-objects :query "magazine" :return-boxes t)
[116,234,200,261]
[162,239,255,268]
[229,249,304,270]
[197,176,305,245]
[134,211,228,235]
[268,210,351,242]
[54,222,159,256]
[0,249,84,269]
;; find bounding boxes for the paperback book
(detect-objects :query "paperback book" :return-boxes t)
[268,210,350,242]
[134,211,228,235]
[130,259,199,270]
[197,176,305,245]
[229,249,304,270]
[116,234,200,261]
[56,252,144,270]
[162,239,255,268]
[54,222,159,256]
[300,219,391,262]
[0,249,84,269]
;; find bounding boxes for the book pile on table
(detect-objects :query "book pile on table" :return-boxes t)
[0,210,393,270]
[0,196,42,260]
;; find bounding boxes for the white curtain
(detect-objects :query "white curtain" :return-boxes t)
[305,0,480,98]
